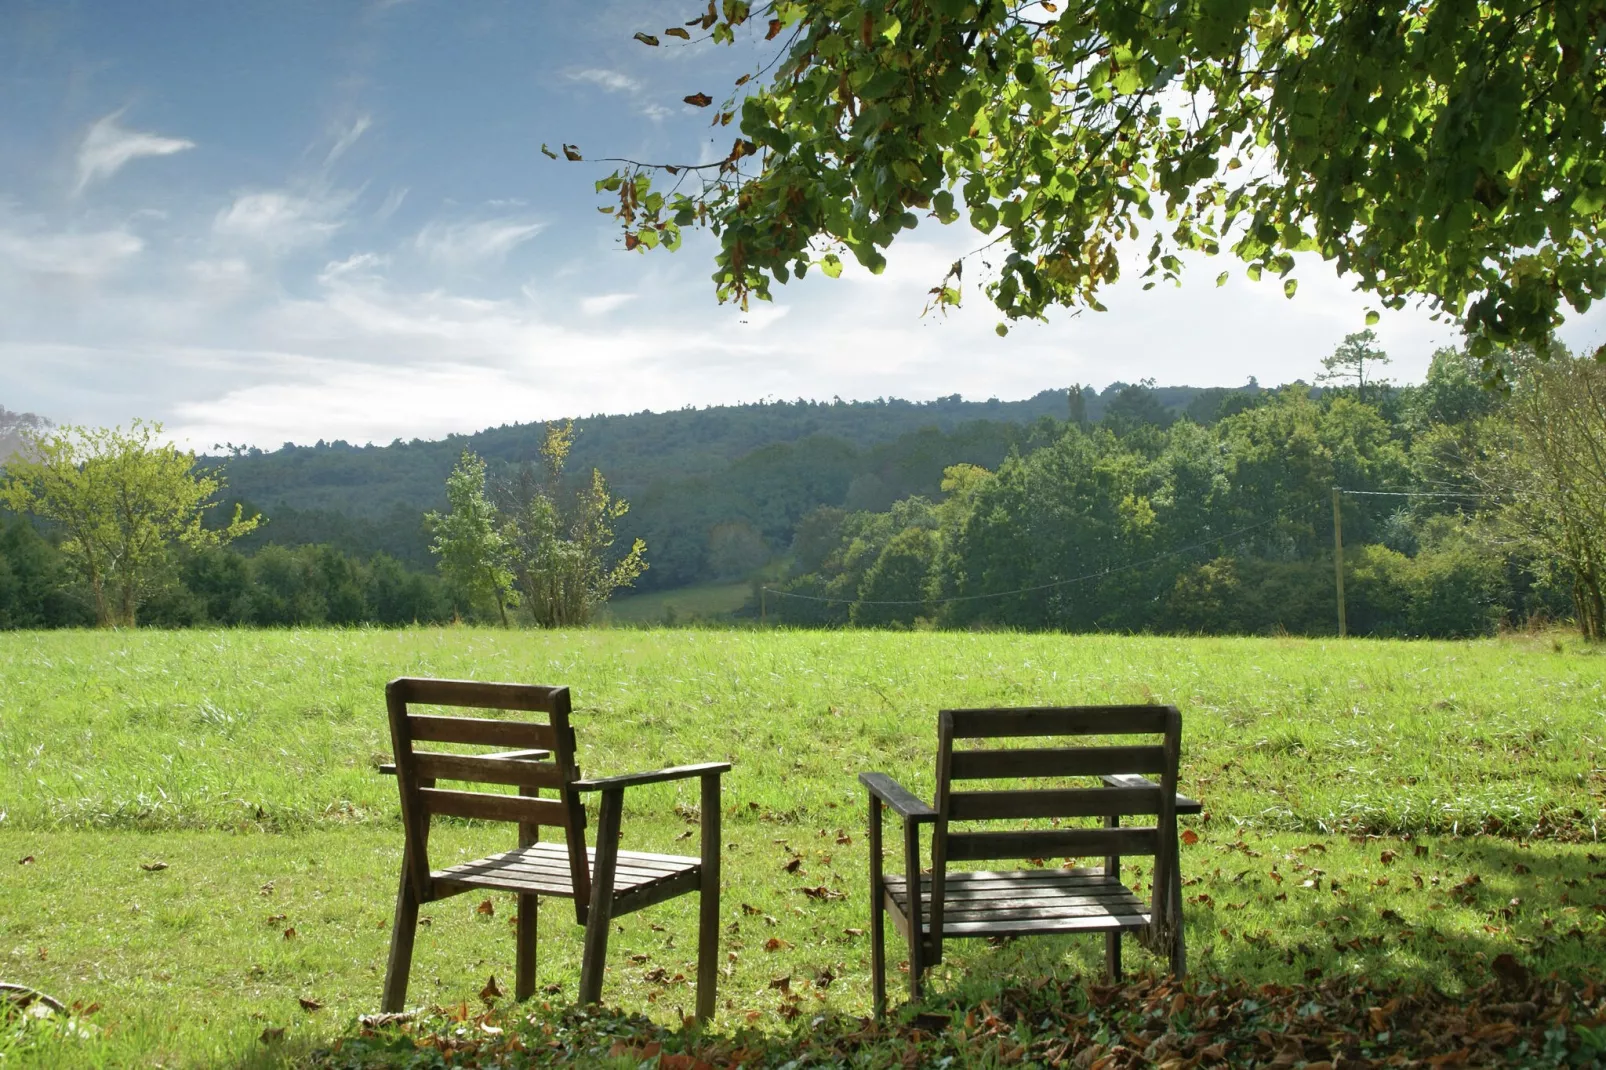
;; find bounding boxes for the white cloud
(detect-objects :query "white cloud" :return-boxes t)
[415,217,545,268]
[0,225,142,276]
[324,114,372,166]
[580,292,635,315]
[374,186,408,221]
[75,112,194,193]
[213,190,351,249]
[568,68,640,93]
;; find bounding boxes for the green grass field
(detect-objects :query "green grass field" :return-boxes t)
[1,627,1603,1067]
[601,582,751,624]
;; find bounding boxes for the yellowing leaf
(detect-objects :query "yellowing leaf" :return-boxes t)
[664,27,691,39]
[684,93,713,107]
[633,32,660,46]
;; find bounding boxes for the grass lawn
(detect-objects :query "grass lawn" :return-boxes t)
[601,583,751,625]
[0,627,1603,1066]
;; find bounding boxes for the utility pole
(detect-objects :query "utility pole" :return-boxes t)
[1331,487,1347,638]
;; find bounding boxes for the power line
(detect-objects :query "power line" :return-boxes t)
[1336,488,1495,500]
[762,505,1318,608]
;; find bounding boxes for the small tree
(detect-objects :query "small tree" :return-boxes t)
[501,422,647,627]
[427,450,517,625]
[1472,348,1606,640]
[0,420,260,627]
[1318,330,1393,403]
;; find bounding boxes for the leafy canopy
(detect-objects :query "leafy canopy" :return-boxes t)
[0,420,260,627]
[583,0,1606,366]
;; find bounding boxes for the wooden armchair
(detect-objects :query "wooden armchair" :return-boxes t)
[380,677,728,1019]
[860,704,1198,1016]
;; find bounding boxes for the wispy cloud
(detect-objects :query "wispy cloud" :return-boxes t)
[568,68,640,93]
[324,114,372,166]
[0,224,142,276]
[580,292,635,315]
[75,111,195,194]
[213,189,353,249]
[415,217,545,268]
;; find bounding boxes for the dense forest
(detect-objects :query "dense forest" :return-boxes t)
[1,348,1597,637]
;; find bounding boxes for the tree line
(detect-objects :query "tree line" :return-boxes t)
[763,338,1605,640]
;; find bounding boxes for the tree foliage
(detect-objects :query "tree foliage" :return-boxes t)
[590,0,1606,363]
[427,450,518,625]
[1469,346,1606,639]
[498,422,648,627]
[0,421,259,627]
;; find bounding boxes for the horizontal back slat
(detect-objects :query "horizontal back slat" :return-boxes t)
[413,752,569,789]
[408,715,557,749]
[946,826,1160,863]
[420,787,569,826]
[391,677,568,712]
[945,705,1173,739]
[947,785,1163,821]
[949,745,1166,780]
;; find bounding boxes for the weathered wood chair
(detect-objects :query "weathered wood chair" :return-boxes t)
[380,677,728,1019]
[860,704,1198,1016]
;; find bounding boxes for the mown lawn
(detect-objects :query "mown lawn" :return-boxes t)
[1,627,1603,1067]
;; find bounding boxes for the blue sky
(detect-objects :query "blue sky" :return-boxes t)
[4,1,1604,450]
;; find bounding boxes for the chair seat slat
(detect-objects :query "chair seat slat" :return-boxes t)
[420,787,569,826]
[947,785,1163,821]
[412,751,568,789]
[944,705,1173,738]
[949,745,1166,780]
[409,714,557,749]
[394,678,568,711]
[946,825,1159,863]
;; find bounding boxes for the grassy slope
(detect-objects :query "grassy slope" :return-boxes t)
[602,582,751,624]
[0,628,1603,1067]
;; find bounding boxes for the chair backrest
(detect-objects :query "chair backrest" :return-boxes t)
[928,705,1182,943]
[386,677,589,903]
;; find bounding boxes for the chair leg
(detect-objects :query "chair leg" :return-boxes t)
[1105,930,1122,981]
[1169,845,1187,979]
[515,893,538,1001]
[578,788,623,1007]
[906,909,924,1004]
[870,887,887,1018]
[381,868,420,1013]
[694,771,721,1024]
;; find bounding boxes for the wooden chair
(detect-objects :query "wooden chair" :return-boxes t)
[860,704,1198,1016]
[380,677,729,1019]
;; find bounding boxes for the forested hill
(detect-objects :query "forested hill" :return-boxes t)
[205,388,1111,515]
[203,383,1259,588]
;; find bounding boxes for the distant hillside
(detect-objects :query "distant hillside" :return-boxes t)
[0,407,50,465]
[203,382,1268,588]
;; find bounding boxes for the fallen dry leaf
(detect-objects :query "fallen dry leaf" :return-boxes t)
[763,937,793,952]
[476,898,495,917]
[16,856,33,865]
[259,1026,286,1044]
[282,927,297,940]
[479,975,504,1002]
[140,861,168,872]
[1181,828,1200,846]
[298,997,322,1012]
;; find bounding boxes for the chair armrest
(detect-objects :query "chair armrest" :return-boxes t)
[572,762,730,792]
[859,772,936,823]
[377,748,551,777]
[1099,773,1204,816]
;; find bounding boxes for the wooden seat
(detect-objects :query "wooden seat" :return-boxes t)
[434,842,700,905]
[380,677,729,1019]
[860,704,1196,1016]
[882,868,1150,937]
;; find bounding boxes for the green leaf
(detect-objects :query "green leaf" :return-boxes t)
[820,254,843,279]
[995,323,1009,337]
[1283,278,1298,299]
[1216,271,1229,287]
[1365,310,1380,326]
